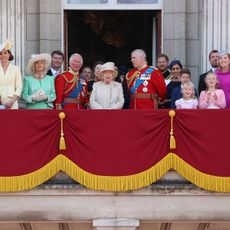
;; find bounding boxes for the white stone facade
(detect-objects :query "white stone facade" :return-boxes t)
[1,0,230,85]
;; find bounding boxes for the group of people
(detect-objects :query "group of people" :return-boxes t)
[0,39,230,110]
[156,50,230,109]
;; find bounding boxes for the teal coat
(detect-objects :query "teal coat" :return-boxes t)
[22,75,56,109]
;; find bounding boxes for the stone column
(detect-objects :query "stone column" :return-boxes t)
[39,0,62,53]
[93,219,139,230]
[201,0,230,72]
[0,0,25,71]
[162,0,186,65]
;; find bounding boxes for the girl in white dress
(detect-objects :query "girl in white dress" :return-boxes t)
[175,82,198,109]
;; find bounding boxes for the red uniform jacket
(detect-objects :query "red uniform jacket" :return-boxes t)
[54,70,89,109]
[126,66,166,109]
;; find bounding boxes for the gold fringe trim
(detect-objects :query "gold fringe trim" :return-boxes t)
[60,155,171,192]
[0,155,62,192]
[170,153,230,193]
[0,154,230,192]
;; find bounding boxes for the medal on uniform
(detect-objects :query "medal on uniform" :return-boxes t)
[143,80,148,86]
[143,87,148,93]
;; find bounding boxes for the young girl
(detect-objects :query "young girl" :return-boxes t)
[175,82,198,109]
[199,72,226,109]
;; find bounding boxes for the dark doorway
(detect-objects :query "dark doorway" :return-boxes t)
[65,10,160,69]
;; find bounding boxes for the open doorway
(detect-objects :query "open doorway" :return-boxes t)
[65,10,161,69]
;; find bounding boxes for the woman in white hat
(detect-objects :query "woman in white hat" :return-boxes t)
[0,40,23,109]
[22,53,56,109]
[90,62,124,109]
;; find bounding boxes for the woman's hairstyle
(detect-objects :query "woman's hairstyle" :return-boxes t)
[181,81,196,99]
[31,60,50,75]
[8,50,14,61]
[169,59,183,70]
[204,72,219,89]
[218,52,230,70]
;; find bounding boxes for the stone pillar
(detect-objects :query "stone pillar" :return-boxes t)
[93,219,139,230]
[162,0,186,65]
[0,0,25,72]
[201,0,230,72]
[39,0,63,53]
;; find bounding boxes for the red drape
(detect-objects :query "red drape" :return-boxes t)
[174,110,230,176]
[0,109,230,191]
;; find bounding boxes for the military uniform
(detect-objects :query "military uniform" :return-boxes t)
[126,65,166,109]
[54,69,89,109]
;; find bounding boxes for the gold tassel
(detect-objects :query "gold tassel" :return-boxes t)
[59,112,66,150]
[169,110,176,149]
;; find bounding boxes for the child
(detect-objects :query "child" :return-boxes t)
[199,72,226,109]
[171,68,192,108]
[175,82,198,109]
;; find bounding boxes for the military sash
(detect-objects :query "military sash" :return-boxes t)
[130,67,154,94]
[67,75,85,99]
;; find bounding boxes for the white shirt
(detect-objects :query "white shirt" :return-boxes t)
[50,68,60,78]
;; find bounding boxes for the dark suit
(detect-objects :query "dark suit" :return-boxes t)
[198,69,213,95]
[47,69,53,76]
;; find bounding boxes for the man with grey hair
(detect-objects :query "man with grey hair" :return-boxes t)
[54,53,89,109]
[126,49,166,109]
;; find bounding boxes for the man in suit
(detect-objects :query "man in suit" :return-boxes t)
[156,53,171,79]
[47,50,64,78]
[198,49,219,94]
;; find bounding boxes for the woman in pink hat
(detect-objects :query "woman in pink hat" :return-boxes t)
[0,40,23,109]
[90,62,124,109]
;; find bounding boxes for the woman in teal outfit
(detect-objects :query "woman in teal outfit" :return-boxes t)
[22,53,56,109]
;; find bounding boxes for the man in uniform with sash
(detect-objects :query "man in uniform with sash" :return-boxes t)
[126,49,166,109]
[54,53,89,109]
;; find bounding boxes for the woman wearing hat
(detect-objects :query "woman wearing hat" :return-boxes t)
[215,51,230,108]
[0,40,23,109]
[22,53,56,109]
[90,62,124,109]
[163,59,182,108]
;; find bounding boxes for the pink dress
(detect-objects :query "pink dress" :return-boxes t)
[175,98,198,109]
[215,69,230,108]
[199,89,226,109]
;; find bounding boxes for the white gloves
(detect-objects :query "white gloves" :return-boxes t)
[32,89,48,102]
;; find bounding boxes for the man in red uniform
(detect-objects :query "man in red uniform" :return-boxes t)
[54,53,89,109]
[126,49,166,109]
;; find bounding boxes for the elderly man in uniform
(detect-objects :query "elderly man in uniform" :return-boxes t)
[126,49,166,109]
[54,53,89,109]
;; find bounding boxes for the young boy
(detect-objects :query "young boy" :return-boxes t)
[170,68,192,108]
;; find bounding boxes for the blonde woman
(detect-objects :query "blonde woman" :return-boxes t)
[22,53,56,109]
[0,40,22,109]
[90,62,124,109]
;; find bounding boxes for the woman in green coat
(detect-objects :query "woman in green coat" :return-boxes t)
[22,53,56,109]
